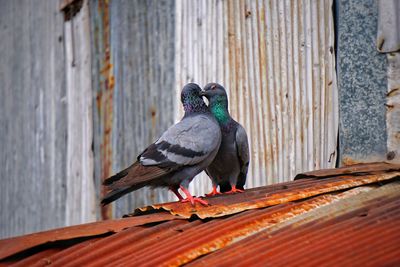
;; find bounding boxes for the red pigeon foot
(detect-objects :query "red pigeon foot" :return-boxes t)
[181,197,209,206]
[205,186,222,197]
[180,185,209,206]
[225,185,245,194]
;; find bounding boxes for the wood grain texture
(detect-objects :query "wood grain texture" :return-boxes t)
[91,0,177,218]
[64,0,96,226]
[0,0,67,238]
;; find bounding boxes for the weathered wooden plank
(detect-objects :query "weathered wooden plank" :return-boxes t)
[386,53,400,163]
[91,0,176,218]
[0,0,67,238]
[64,0,96,226]
[377,0,400,163]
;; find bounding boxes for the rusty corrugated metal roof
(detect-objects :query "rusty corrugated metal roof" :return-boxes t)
[1,162,399,266]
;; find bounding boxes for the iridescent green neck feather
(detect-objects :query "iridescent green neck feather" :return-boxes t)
[210,96,230,125]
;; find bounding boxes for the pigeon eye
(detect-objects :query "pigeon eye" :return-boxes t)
[211,85,216,90]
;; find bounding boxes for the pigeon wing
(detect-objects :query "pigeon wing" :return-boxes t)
[101,114,221,205]
[235,124,249,189]
[140,114,221,168]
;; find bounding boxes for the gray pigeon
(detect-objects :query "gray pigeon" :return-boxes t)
[200,83,249,195]
[101,83,221,206]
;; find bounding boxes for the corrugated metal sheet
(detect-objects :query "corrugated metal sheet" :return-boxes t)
[1,163,399,266]
[64,0,96,226]
[175,0,338,198]
[90,0,114,220]
[377,0,400,53]
[91,0,177,218]
[133,170,400,219]
[378,0,400,164]
[0,1,67,238]
[0,212,180,261]
[0,0,98,239]
[189,182,400,267]
[294,161,400,179]
[386,53,400,164]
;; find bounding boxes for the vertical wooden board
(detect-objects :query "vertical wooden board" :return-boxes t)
[0,1,67,238]
[377,0,400,163]
[386,53,400,163]
[91,0,177,217]
[64,0,96,226]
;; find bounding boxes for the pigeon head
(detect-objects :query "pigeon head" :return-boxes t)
[201,83,228,101]
[181,83,208,114]
[201,83,230,124]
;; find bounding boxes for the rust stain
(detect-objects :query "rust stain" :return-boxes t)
[132,185,382,267]
[341,156,368,166]
[385,103,394,109]
[0,213,180,261]
[2,164,400,266]
[164,194,353,267]
[150,106,157,131]
[387,87,399,97]
[187,184,400,266]
[132,171,400,219]
[95,0,115,220]
[294,162,400,179]
[205,208,400,267]
[43,220,196,267]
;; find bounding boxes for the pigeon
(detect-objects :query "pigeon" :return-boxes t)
[101,83,222,206]
[200,83,249,195]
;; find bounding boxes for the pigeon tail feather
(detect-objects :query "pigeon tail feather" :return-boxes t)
[102,162,137,186]
[101,183,145,206]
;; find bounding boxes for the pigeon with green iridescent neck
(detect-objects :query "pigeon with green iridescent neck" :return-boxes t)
[101,83,221,206]
[200,83,249,195]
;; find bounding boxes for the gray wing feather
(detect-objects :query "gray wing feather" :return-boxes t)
[235,124,249,188]
[236,125,249,166]
[140,114,221,166]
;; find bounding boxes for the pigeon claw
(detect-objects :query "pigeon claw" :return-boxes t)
[225,185,245,194]
[205,186,222,197]
[179,185,209,206]
[181,197,209,206]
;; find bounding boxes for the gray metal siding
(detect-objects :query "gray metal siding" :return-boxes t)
[0,0,67,238]
[175,0,339,198]
[377,0,400,164]
[91,0,176,218]
[64,0,96,226]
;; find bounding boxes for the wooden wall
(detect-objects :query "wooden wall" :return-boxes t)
[91,0,177,218]
[0,1,67,238]
[0,0,341,238]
